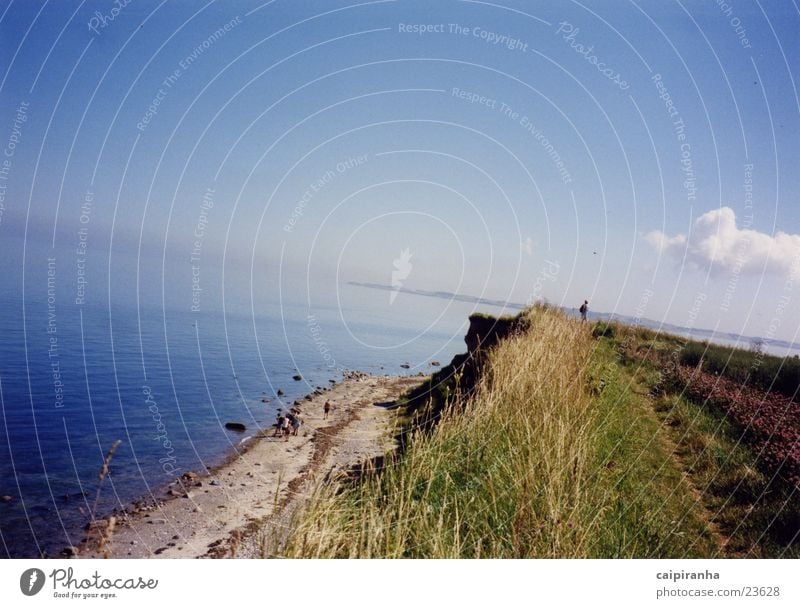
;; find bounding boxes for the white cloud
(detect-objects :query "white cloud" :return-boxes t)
[644,231,686,251]
[645,207,800,277]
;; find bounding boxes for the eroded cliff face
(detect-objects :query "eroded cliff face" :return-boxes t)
[403,311,530,433]
[464,313,527,353]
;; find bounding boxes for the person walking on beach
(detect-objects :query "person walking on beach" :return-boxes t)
[579,300,589,322]
[323,401,331,419]
[281,414,291,440]
[291,414,302,436]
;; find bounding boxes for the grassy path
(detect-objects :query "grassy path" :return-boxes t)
[603,323,799,558]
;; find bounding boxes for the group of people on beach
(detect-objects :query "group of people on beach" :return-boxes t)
[274,409,302,439]
[273,399,334,440]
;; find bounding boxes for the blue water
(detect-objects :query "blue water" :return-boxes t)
[0,285,506,558]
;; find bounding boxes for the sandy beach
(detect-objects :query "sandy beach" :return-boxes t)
[82,373,425,559]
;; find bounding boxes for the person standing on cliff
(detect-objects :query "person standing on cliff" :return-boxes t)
[579,300,589,322]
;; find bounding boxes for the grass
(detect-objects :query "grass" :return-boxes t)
[679,340,800,400]
[590,320,800,401]
[584,351,720,558]
[650,394,799,557]
[597,322,800,557]
[275,307,722,558]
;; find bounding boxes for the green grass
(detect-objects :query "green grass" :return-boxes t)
[583,338,718,557]
[590,320,800,400]
[598,326,800,558]
[650,394,799,557]
[273,308,722,558]
[680,341,800,399]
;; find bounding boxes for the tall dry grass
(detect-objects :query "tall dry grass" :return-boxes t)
[278,308,609,558]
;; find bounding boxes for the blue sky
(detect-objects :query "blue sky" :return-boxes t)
[1,0,798,342]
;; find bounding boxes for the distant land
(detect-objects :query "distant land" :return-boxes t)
[349,281,800,357]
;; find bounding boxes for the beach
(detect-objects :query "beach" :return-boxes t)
[82,373,425,559]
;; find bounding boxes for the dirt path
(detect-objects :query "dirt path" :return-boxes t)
[647,398,734,557]
[83,374,424,559]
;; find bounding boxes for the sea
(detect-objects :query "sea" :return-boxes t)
[0,284,507,558]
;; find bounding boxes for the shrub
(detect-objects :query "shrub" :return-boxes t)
[679,342,800,400]
[592,322,616,339]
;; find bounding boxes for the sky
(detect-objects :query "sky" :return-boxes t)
[1,0,799,342]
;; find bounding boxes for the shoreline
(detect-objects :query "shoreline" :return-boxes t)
[78,372,425,559]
